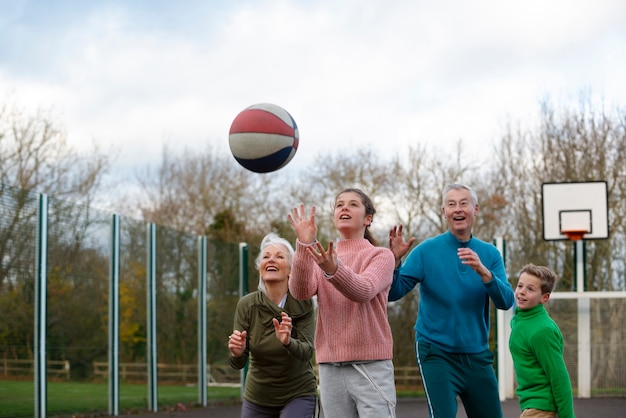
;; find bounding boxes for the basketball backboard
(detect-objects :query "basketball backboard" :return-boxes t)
[542,181,609,241]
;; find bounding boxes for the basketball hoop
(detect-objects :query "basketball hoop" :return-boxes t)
[562,229,588,241]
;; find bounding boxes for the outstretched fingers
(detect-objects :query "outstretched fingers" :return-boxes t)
[273,312,292,346]
[306,241,337,275]
[389,224,417,261]
[288,204,316,225]
[288,204,318,243]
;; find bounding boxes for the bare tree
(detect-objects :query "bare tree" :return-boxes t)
[0,100,112,291]
[0,101,111,201]
[488,97,626,286]
[129,144,296,242]
[0,99,112,366]
[289,147,395,244]
[486,94,626,388]
[390,141,481,239]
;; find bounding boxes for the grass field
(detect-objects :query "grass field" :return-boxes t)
[0,379,427,417]
[2,379,623,417]
[0,380,241,417]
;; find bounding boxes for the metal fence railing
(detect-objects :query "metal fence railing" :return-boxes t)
[0,184,243,417]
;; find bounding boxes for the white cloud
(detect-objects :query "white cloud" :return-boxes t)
[1,0,625,175]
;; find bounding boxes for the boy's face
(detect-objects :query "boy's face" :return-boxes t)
[515,272,551,310]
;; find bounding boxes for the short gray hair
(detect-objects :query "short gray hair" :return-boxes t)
[255,232,294,294]
[442,183,478,208]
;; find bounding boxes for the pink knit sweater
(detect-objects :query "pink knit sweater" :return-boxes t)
[289,238,395,363]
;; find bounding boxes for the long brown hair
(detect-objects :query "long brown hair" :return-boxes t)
[334,188,379,246]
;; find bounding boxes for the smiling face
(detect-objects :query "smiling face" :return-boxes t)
[442,188,478,241]
[515,272,551,310]
[259,244,291,285]
[333,191,373,240]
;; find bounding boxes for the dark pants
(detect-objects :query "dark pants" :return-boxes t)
[417,341,503,418]
[241,396,317,418]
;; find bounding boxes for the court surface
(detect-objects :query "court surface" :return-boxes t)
[115,397,626,417]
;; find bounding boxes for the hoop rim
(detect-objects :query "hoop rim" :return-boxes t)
[562,229,588,241]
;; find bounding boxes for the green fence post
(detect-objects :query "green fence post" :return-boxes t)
[147,224,158,411]
[238,242,249,398]
[109,214,120,416]
[34,193,48,418]
[197,236,208,406]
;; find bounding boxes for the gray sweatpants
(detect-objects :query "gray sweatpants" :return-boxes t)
[318,360,396,418]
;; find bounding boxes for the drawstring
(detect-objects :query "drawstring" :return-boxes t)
[351,363,396,418]
[315,395,321,418]
[459,353,472,369]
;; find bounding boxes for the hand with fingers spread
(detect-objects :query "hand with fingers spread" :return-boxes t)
[288,204,317,245]
[289,204,338,275]
[388,225,417,267]
[307,240,338,276]
[272,312,293,346]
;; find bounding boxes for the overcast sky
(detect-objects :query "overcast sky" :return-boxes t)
[1,0,625,178]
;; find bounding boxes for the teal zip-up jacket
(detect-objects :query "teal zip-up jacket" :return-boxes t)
[389,231,514,353]
[229,290,317,407]
[509,304,575,417]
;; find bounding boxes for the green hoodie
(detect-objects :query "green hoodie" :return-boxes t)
[230,290,317,407]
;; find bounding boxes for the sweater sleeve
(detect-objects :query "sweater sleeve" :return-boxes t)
[389,247,422,301]
[289,240,321,300]
[531,328,575,418]
[481,246,515,310]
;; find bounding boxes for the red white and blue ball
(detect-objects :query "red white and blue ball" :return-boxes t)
[228,103,299,173]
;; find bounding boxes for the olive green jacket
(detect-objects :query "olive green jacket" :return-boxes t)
[229,290,317,407]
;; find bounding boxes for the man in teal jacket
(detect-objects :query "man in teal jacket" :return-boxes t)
[389,183,515,418]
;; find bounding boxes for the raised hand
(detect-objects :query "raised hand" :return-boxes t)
[288,204,317,244]
[389,225,417,266]
[228,329,248,358]
[307,240,338,276]
[272,312,293,347]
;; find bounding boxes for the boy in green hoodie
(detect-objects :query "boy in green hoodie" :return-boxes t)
[509,264,575,418]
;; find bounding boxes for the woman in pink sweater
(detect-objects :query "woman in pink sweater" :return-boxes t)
[288,188,397,418]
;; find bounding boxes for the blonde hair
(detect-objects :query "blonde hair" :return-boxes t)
[519,263,558,294]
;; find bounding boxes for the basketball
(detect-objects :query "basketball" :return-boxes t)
[228,103,299,173]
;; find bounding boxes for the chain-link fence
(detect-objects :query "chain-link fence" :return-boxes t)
[0,184,251,417]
